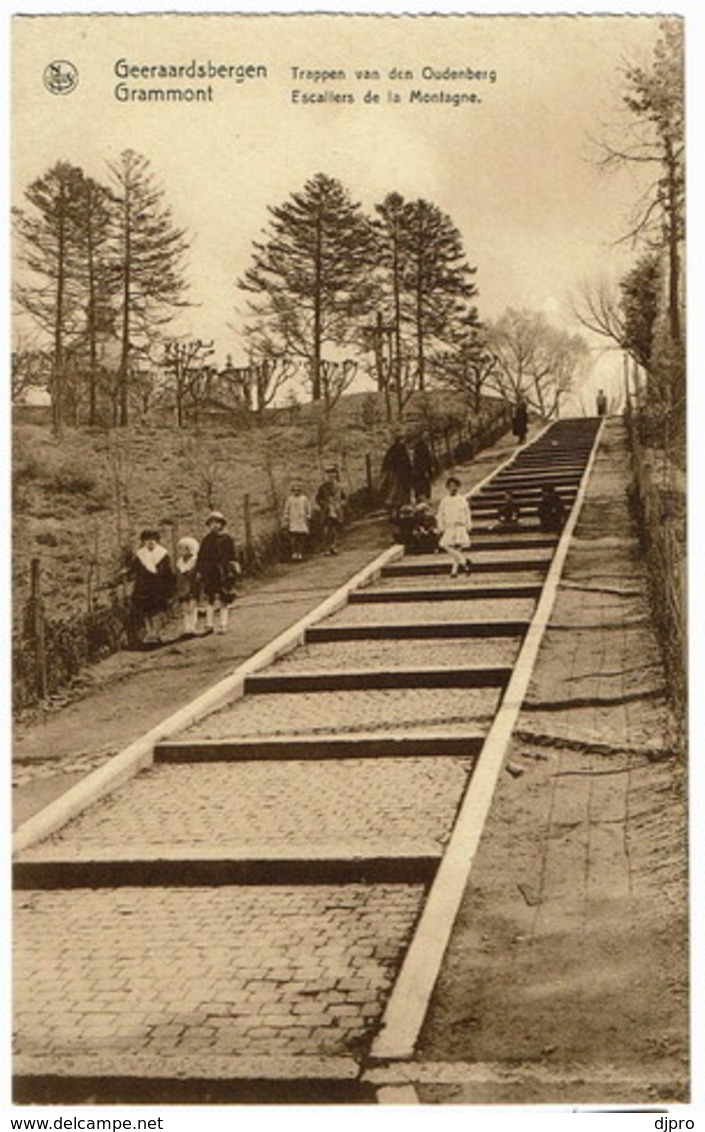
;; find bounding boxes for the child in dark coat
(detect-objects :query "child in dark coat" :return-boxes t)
[196,511,241,633]
[129,529,175,645]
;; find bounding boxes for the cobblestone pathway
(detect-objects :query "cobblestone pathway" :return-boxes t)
[14,885,423,1061]
[183,687,502,740]
[19,757,474,857]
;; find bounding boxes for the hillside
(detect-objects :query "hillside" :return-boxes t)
[13,391,503,627]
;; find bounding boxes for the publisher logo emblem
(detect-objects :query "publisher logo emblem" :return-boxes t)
[43,60,79,95]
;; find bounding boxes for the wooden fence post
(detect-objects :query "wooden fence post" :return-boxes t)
[29,558,48,701]
[243,492,253,563]
[365,452,373,495]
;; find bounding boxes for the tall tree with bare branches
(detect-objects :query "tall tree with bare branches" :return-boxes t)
[593,20,684,343]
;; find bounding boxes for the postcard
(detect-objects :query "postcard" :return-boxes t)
[9,7,690,1117]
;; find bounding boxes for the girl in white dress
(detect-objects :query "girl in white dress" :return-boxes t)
[436,476,472,577]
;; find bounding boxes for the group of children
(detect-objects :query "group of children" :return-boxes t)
[128,510,241,646]
[128,467,348,646]
[393,477,472,576]
[129,462,568,642]
[393,475,567,577]
[280,466,346,561]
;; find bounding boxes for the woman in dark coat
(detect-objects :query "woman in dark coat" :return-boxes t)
[196,511,241,634]
[411,435,438,501]
[512,399,528,445]
[130,529,175,645]
[381,434,413,518]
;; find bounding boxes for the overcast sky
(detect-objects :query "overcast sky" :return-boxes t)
[12,10,669,406]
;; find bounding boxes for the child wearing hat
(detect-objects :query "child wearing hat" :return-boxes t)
[436,476,472,577]
[129,528,175,644]
[315,466,346,555]
[282,481,312,561]
[196,511,241,633]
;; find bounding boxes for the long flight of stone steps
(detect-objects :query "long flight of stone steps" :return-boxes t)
[13,416,601,1104]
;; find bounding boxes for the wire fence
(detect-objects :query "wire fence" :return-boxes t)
[624,398,686,737]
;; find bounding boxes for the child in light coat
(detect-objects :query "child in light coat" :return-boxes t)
[282,482,312,561]
[174,535,200,637]
[436,476,472,577]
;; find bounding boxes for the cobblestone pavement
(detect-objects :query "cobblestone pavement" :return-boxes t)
[391,548,554,567]
[270,638,521,674]
[183,687,501,740]
[326,597,538,625]
[373,569,547,587]
[14,884,423,1060]
[19,757,474,858]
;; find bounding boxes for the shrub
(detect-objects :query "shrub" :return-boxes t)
[35,531,59,547]
[47,460,98,495]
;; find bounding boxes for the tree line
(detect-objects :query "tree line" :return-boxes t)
[575,19,684,437]
[14,154,589,434]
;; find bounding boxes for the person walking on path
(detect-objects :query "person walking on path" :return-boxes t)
[512,397,528,445]
[537,484,566,532]
[436,476,472,577]
[315,466,346,555]
[381,433,413,518]
[596,388,608,417]
[128,529,175,646]
[411,434,438,501]
[282,481,312,561]
[196,511,241,634]
[174,535,200,638]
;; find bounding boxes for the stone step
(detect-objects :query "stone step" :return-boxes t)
[155,733,485,761]
[382,558,549,576]
[13,849,440,890]
[349,583,542,603]
[475,485,577,500]
[305,619,530,642]
[244,665,512,694]
[465,536,557,550]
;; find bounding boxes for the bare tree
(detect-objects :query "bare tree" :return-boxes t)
[590,20,684,344]
[485,309,590,418]
[320,358,358,416]
[161,337,214,427]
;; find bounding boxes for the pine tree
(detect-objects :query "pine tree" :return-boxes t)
[73,175,117,425]
[374,195,478,398]
[13,161,86,434]
[240,173,375,401]
[402,199,478,392]
[108,149,190,426]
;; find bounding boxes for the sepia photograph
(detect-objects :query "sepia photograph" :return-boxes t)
[9,3,691,1115]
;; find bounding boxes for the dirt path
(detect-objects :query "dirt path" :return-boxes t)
[415,420,688,1105]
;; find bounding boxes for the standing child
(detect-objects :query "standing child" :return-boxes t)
[129,529,175,645]
[174,535,200,638]
[196,511,241,634]
[436,476,472,577]
[282,481,312,561]
[315,466,346,555]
